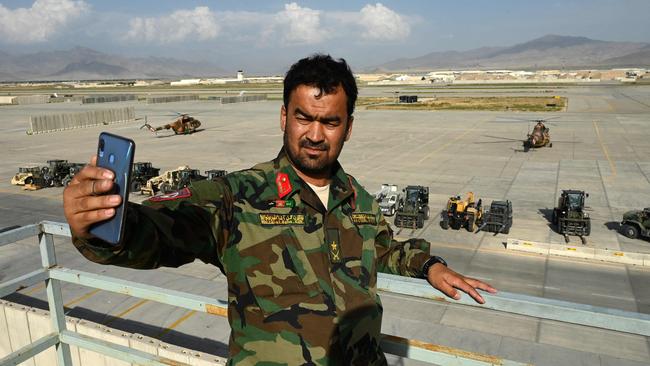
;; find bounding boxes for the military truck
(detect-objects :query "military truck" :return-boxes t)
[130,162,160,193]
[141,166,206,196]
[61,163,86,187]
[205,169,228,181]
[552,190,591,244]
[41,160,72,187]
[475,200,513,235]
[619,207,650,240]
[440,192,483,232]
[394,186,430,228]
[375,184,399,216]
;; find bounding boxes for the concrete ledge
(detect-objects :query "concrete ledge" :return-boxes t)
[506,238,550,255]
[549,244,596,260]
[507,238,650,267]
[594,249,645,266]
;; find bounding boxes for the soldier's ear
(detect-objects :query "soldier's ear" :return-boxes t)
[344,115,354,141]
[280,105,287,132]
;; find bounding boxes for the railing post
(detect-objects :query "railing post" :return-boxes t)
[39,230,72,366]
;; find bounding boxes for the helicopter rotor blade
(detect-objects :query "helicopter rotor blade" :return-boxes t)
[481,134,526,142]
[492,117,533,123]
[493,115,564,123]
[474,140,524,144]
[167,109,214,116]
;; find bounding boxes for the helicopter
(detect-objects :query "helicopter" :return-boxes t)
[523,118,552,151]
[478,116,577,152]
[140,113,202,136]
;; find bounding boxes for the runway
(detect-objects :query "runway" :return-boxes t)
[1,83,649,365]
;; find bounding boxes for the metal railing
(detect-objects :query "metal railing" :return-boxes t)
[1,221,649,366]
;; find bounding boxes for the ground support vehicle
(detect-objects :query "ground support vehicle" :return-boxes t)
[42,160,72,187]
[440,192,483,232]
[394,186,430,228]
[475,200,513,235]
[205,169,228,181]
[130,162,160,193]
[141,166,206,196]
[22,170,50,190]
[11,167,42,186]
[619,207,650,240]
[375,184,399,216]
[13,161,84,189]
[61,163,86,186]
[552,190,591,244]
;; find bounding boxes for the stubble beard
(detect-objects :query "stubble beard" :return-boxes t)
[283,130,344,176]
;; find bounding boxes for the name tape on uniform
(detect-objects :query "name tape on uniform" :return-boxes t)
[259,213,305,226]
[350,213,376,225]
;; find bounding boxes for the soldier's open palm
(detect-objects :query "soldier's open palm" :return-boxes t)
[426,264,497,304]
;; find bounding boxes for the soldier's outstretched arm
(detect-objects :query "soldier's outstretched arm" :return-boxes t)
[374,215,497,304]
[64,156,228,271]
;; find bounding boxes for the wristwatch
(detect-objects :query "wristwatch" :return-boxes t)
[420,256,447,279]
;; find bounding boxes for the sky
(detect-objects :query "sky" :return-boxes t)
[0,0,648,73]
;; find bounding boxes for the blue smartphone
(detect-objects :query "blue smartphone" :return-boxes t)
[89,132,135,245]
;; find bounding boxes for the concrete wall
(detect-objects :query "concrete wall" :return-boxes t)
[82,95,137,104]
[0,96,16,105]
[15,95,50,105]
[220,94,267,104]
[27,107,135,135]
[0,300,227,366]
[51,96,84,104]
[146,95,200,104]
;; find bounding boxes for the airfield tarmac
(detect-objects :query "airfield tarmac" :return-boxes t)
[1,83,650,365]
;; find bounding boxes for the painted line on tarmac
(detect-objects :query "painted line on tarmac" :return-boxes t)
[592,120,617,179]
[156,310,197,338]
[103,299,150,326]
[589,292,635,302]
[365,127,458,175]
[20,282,45,295]
[417,121,484,164]
[64,288,101,308]
[0,187,64,202]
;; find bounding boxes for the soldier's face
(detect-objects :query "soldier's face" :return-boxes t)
[281,84,353,176]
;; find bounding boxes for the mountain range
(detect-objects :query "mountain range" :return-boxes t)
[0,35,648,81]
[0,47,227,81]
[372,35,650,72]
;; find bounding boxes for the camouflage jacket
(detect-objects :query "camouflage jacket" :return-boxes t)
[73,149,433,365]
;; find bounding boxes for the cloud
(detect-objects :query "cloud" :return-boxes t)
[0,0,88,43]
[358,3,410,41]
[125,6,219,43]
[275,3,327,44]
[119,3,410,47]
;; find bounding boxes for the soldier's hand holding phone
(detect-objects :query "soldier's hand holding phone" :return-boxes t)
[63,155,120,239]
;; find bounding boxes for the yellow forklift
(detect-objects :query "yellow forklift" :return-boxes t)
[440,192,483,232]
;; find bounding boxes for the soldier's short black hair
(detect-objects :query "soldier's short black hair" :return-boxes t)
[283,54,358,117]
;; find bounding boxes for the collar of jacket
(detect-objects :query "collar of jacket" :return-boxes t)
[272,148,353,213]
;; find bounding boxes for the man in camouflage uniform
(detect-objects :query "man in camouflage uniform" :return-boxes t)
[64,54,496,365]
